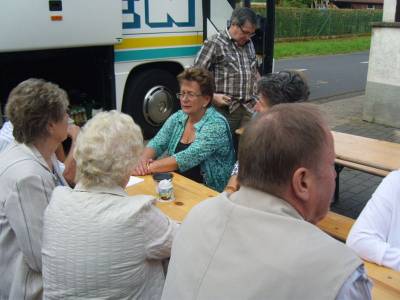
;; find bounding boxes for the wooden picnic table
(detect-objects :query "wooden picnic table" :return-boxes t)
[237,128,400,174]
[126,173,400,299]
[332,131,400,174]
[332,131,400,202]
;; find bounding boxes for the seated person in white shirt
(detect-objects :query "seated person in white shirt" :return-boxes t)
[42,111,179,300]
[0,120,14,151]
[347,170,400,271]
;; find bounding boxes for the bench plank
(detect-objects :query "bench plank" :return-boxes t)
[335,158,389,177]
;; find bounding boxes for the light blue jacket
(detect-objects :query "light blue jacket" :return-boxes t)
[148,107,235,192]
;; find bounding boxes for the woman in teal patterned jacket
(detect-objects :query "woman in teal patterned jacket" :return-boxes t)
[133,67,235,192]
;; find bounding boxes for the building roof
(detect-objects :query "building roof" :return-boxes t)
[332,0,383,4]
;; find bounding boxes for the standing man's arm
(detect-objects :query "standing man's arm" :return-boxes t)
[194,40,231,107]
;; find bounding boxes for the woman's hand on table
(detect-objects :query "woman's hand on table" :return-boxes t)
[132,158,153,176]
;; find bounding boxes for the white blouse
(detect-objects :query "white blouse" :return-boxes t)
[347,170,400,271]
[42,184,179,299]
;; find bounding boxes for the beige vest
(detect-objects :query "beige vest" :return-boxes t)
[162,187,362,300]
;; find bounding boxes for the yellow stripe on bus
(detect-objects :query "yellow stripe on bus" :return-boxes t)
[115,35,203,50]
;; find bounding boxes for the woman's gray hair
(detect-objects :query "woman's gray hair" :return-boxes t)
[6,78,69,144]
[74,110,143,188]
[257,70,310,106]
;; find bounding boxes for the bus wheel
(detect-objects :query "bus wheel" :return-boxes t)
[123,69,179,139]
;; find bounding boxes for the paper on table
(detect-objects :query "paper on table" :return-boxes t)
[126,176,144,187]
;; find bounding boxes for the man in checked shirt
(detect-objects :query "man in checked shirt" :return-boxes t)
[194,7,259,136]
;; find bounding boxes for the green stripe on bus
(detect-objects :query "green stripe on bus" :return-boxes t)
[115,46,201,62]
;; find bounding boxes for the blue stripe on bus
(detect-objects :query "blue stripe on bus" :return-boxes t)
[114,46,201,62]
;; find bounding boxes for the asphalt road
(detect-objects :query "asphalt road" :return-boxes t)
[274,51,369,101]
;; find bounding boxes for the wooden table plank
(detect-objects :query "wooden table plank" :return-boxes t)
[333,131,400,172]
[372,282,400,300]
[364,261,400,299]
[126,173,218,222]
[239,128,400,173]
[317,211,355,242]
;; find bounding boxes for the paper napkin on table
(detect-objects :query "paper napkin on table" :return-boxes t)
[126,176,144,187]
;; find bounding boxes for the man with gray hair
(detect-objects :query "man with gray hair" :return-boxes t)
[162,103,372,300]
[194,7,258,135]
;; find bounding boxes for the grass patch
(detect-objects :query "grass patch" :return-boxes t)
[274,36,371,59]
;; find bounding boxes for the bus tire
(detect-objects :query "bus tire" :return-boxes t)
[123,69,179,139]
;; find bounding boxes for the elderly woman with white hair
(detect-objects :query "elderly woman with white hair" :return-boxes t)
[42,111,179,300]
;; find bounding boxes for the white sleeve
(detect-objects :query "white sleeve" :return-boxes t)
[347,171,400,271]
[0,121,14,152]
[142,202,179,260]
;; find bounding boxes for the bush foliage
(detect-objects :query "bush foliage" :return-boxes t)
[252,7,382,38]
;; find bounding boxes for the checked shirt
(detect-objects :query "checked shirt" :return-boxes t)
[194,29,258,114]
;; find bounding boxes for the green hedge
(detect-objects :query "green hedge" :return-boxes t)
[252,7,382,38]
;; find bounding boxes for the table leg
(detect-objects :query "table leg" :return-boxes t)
[333,164,344,204]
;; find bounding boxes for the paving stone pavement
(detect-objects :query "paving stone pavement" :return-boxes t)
[316,94,400,219]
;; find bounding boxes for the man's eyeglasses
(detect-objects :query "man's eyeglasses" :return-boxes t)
[238,25,256,38]
[176,92,202,100]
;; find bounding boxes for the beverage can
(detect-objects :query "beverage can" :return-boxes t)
[158,179,174,202]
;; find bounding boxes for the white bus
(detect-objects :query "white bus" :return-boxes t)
[0,0,234,137]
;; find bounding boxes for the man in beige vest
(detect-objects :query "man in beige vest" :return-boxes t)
[162,103,372,300]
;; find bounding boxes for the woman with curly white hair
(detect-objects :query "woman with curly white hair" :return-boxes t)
[42,111,178,300]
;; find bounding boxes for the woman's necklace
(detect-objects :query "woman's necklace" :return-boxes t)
[181,122,196,144]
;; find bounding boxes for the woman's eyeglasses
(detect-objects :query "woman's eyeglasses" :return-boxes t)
[176,92,202,100]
